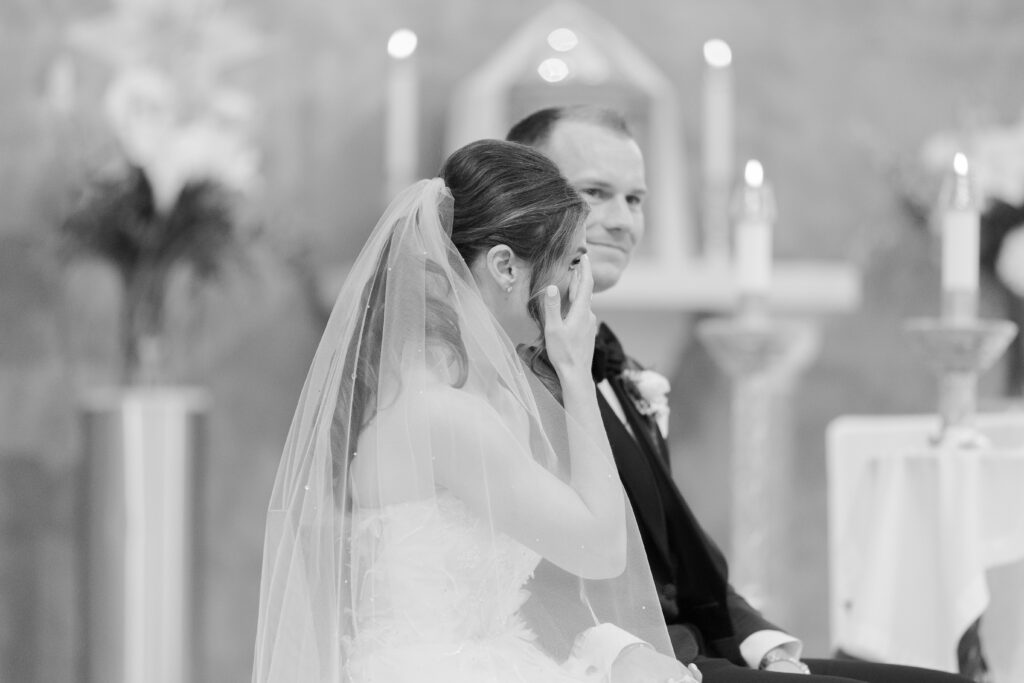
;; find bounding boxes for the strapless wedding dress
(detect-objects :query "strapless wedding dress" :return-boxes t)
[345,492,596,683]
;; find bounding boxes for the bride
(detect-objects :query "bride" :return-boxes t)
[252,140,700,683]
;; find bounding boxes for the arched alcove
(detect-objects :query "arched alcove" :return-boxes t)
[446,1,694,270]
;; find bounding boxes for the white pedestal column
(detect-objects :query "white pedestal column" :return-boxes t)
[697,315,818,615]
[80,386,210,683]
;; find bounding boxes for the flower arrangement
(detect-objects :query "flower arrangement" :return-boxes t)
[60,65,259,383]
[621,368,671,436]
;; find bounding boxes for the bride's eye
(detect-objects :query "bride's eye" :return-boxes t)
[569,257,582,270]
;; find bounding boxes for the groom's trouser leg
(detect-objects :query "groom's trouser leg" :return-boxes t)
[696,657,862,683]
[804,658,974,683]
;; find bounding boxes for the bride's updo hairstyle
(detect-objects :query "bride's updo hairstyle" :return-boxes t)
[440,139,588,324]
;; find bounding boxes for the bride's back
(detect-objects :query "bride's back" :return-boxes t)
[345,374,549,681]
[348,377,453,509]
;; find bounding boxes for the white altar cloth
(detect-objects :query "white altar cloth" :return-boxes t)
[827,414,1024,681]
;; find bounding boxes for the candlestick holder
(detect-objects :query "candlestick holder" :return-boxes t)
[903,317,1018,448]
[696,310,818,615]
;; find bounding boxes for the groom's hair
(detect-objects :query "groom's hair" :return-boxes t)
[506,105,633,149]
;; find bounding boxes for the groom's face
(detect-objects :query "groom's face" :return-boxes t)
[539,121,647,293]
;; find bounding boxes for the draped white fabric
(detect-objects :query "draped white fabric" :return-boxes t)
[252,179,671,682]
[827,414,1024,681]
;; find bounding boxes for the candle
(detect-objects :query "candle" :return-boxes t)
[702,39,734,183]
[940,152,980,321]
[702,39,735,261]
[734,160,774,298]
[385,29,419,199]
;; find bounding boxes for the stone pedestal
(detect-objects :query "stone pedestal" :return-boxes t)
[903,318,1017,448]
[697,314,818,612]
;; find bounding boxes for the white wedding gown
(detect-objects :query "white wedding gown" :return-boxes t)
[345,492,599,683]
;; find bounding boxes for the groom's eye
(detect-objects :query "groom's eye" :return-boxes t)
[580,187,609,201]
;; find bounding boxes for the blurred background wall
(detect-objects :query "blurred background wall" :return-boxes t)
[2,0,1024,681]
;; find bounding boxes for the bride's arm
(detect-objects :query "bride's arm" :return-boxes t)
[427,386,625,580]
[539,253,626,571]
[431,255,626,579]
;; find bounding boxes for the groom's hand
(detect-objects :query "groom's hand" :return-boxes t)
[610,644,702,683]
[760,646,810,675]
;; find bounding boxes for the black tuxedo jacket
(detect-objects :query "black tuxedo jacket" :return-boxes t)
[597,347,782,665]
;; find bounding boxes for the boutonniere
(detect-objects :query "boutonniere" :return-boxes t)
[621,369,671,436]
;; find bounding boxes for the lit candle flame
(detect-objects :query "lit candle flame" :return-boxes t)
[387,29,418,59]
[703,39,732,68]
[744,159,764,188]
[537,57,570,83]
[547,28,579,52]
[953,152,969,176]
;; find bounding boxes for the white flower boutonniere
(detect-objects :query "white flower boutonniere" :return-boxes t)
[621,369,671,437]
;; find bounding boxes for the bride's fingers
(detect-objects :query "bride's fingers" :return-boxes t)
[567,254,594,322]
[577,254,593,308]
[542,285,563,333]
[567,263,580,305]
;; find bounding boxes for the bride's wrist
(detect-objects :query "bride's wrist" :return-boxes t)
[556,365,594,391]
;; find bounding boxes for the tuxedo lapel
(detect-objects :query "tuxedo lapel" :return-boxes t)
[596,387,675,575]
[604,375,731,613]
[609,375,671,471]
[648,414,672,470]
[591,324,738,652]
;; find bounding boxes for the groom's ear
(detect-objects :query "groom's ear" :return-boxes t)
[484,244,518,290]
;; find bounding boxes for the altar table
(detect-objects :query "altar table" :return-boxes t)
[827,414,1024,682]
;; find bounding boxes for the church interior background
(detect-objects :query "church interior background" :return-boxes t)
[3,0,1024,681]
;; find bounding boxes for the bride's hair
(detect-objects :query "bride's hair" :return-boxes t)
[441,140,587,325]
[337,140,587,461]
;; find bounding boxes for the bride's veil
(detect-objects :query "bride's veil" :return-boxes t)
[252,168,672,682]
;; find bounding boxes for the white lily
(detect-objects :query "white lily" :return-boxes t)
[103,67,259,213]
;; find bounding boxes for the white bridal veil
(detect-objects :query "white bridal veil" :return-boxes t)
[252,178,672,682]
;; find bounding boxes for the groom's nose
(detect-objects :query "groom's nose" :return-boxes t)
[602,195,639,237]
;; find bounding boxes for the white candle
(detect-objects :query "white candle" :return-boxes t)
[735,160,773,295]
[702,39,735,260]
[702,39,734,186]
[941,152,980,295]
[385,29,419,199]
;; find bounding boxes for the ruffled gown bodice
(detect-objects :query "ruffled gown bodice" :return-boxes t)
[345,492,591,683]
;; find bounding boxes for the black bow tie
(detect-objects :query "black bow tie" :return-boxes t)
[592,323,626,382]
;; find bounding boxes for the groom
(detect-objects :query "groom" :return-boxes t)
[508,106,973,683]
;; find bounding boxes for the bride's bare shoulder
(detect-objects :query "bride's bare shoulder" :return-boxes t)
[376,374,484,425]
[421,382,487,423]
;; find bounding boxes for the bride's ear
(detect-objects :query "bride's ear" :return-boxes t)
[483,244,518,292]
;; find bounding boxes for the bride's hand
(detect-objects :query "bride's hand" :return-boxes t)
[610,645,702,683]
[541,253,597,381]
